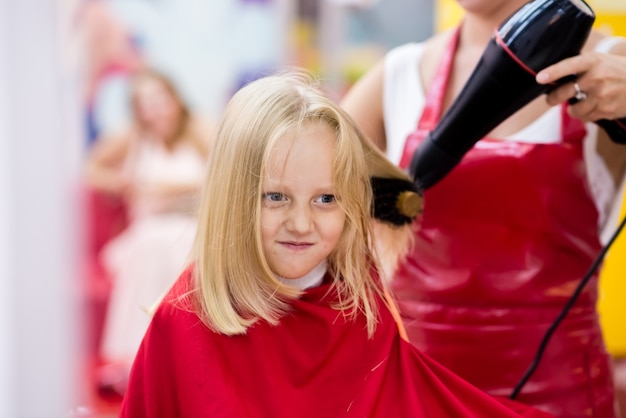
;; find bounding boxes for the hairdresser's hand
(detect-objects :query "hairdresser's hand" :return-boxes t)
[536,51,626,122]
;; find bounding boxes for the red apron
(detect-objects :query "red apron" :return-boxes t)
[392,28,617,417]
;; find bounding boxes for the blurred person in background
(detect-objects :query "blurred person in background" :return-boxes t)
[341,0,626,416]
[85,68,214,397]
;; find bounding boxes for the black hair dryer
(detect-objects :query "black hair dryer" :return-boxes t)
[410,0,626,193]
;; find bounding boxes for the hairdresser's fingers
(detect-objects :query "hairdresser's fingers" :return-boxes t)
[570,55,626,121]
[536,53,597,86]
[547,77,613,123]
[538,55,600,108]
[539,53,626,121]
[541,80,588,108]
[567,90,600,122]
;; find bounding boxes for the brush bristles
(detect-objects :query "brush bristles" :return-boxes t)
[370,177,422,226]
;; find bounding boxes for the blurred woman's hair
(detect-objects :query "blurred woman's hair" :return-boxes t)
[129,69,208,156]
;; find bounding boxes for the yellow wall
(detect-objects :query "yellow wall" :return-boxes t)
[436,0,626,35]
[434,0,626,356]
[599,196,626,357]
[590,0,626,37]
[435,0,463,32]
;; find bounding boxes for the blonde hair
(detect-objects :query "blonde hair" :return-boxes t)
[191,69,412,337]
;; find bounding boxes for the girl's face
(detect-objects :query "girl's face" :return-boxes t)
[260,122,346,280]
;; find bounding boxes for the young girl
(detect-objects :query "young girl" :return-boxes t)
[120,70,551,417]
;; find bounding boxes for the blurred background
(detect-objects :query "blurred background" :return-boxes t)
[0,0,624,416]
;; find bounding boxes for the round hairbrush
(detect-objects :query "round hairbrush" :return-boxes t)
[371,177,422,226]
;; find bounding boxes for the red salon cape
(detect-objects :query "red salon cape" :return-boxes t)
[393,27,616,416]
[121,269,551,417]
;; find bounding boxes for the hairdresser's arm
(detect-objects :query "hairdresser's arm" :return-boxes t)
[84,130,133,195]
[340,60,387,152]
[536,33,626,185]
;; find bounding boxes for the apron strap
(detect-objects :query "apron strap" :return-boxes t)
[399,26,461,169]
[416,26,461,132]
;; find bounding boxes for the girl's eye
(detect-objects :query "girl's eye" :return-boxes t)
[315,194,336,204]
[263,192,286,202]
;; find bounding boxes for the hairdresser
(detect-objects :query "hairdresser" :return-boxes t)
[341,0,626,415]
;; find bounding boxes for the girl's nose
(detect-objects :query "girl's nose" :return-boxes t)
[286,204,313,233]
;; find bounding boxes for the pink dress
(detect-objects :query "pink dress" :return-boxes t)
[100,138,205,364]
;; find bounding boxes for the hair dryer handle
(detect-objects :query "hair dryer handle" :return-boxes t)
[596,118,626,144]
[568,89,626,144]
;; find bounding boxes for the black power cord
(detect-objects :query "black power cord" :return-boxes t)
[510,212,626,400]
